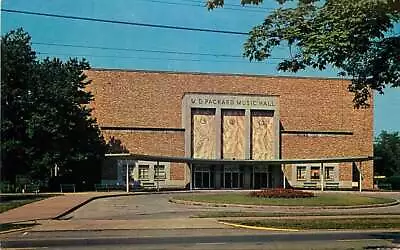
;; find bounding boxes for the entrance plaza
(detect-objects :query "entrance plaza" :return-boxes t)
[87,69,374,190]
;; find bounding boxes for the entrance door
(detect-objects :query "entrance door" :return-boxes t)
[222,166,243,189]
[193,165,214,189]
[253,165,270,189]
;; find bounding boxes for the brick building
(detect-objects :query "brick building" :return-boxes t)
[86,69,374,190]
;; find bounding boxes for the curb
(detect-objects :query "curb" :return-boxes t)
[170,198,400,210]
[218,221,299,232]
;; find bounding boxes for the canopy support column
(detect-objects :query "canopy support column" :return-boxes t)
[359,161,362,192]
[156,161,160,192]
[320,162,324,191]
[126,162,129,193]
[189,163,193,191]
[282,164,286,189]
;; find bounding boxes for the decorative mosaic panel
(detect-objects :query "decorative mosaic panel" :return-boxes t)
[192,109,216,159]
[222,110,245,159]
[251,111,274,160]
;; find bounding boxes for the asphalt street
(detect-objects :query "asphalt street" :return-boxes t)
[2,229,400,249]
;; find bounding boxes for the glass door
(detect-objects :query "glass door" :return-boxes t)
[253,165,270,189]
[223,165,244,189]
[193,165,214,189]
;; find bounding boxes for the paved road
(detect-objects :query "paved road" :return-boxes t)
[2,229,400,249]
[64,192,400,221]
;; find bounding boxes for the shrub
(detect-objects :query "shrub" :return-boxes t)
[249,188,314,198]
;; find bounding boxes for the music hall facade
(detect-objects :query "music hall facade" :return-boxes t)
[86,69,374,190]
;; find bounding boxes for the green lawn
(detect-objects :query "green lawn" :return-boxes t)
[227,217,400,230]
[175,193,395,206]
[0,198,42,213]
[0,223,37,232]
[195,211,400,218]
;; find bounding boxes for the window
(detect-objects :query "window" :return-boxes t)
[325,166,335,180]
[138,165,149,179]
[310,167,320,180]
[296,166,306,180]
[154,165,166,179]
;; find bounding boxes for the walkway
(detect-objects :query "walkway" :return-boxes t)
[0,192,129,224]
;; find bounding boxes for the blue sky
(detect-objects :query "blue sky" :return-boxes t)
[1,0,399,135]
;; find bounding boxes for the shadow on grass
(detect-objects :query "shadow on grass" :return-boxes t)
[0,222,38,232]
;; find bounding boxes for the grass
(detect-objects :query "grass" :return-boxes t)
[0,223,37,232]
[175,193,395,206]
[194,211,400,218]
[226,217,400,230]
[0,198,43,213]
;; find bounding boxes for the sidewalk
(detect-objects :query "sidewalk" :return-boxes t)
[0,192,130,224]
[31,218,227,231]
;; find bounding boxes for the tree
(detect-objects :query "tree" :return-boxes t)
[106,137,129,154]
[207,0,400,107]
[374,131,400,176]
[1,28,106,185]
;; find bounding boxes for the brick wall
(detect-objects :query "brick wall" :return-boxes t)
[86,69,373,187]
[102,130,184,157]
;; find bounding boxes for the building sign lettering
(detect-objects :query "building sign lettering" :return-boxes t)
[190,97,275,107]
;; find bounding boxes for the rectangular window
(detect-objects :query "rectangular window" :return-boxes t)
[310,167,320,180]
[296,166,306,180]
[138,165,149,180]
[325,166,335,180]
[154,165,166,179]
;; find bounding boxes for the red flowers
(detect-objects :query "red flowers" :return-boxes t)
[249,188,314,198]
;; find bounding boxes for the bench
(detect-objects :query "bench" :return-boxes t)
[94,183,126,192]
[0,182,15,193]
[60,184,75,193]
[377,183,392,190]
[23,184,40,194]
[325,182,340,189]
[303,182,317,189]
[94,183,109,192]
[141,181,156,189]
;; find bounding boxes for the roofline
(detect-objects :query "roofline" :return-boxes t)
[104,153,374,164]
[182,92,281,98]
[89,68,349,81]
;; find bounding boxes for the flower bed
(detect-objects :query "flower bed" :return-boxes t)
[249,188,314,198]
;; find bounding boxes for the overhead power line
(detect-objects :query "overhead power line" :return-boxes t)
[33,42,287,60]
[2,9,248,35]
[37,51,281,64]
[33,42,241,58]
[141,0,269,13]
[179,0,275,10]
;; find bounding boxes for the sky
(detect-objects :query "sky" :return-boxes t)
[1,0,399,135]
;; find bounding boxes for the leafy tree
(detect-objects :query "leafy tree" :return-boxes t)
[1,28,106,186]
[374,130,400,177]
[106,137,129,154]
[207,0,400,107]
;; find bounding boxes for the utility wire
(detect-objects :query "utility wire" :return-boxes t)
[33,42,287,60]
[2,9,249,35]
[141,0,269,13]
[33,42,241,58]
[37,52,281,64]
[179,0,276,10]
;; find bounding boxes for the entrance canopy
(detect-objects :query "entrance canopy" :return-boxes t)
[105,153,373,165]
[105,153,374,191]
